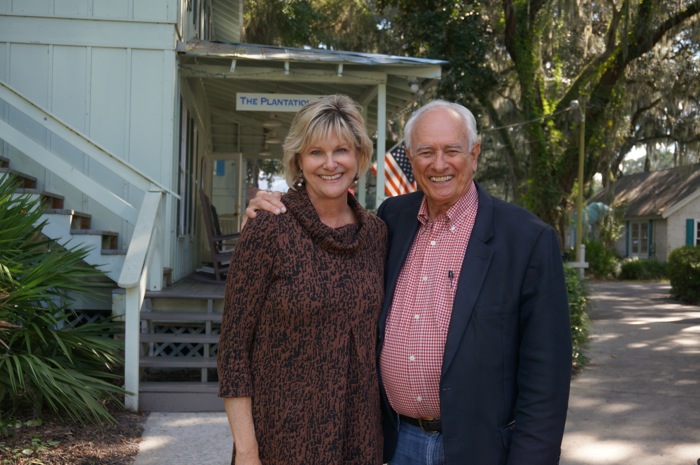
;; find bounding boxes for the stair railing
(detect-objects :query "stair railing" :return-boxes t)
[119,188,165,410]
[0,80,179,411]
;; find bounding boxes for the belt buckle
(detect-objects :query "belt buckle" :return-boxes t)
[418,417,434,432]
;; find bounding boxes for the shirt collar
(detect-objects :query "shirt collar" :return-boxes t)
[417,181,478,226]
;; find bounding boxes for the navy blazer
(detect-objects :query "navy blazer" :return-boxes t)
[377,184,572,465]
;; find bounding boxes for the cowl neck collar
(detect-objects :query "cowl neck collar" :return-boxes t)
[282,187,366,255]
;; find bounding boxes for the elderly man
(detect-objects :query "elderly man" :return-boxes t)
[245,99,572,465]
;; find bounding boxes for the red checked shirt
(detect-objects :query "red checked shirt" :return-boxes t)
[379,182,478,419]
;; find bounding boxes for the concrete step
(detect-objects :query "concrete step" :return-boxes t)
[139,382,222,412]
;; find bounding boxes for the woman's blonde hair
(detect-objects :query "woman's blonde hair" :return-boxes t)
[283,94,373,187]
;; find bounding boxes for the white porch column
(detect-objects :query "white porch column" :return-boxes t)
[375,83,387,209]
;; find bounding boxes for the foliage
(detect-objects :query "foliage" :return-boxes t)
[564,265,590,371]
[0,175,126,425]
[372,0,700,238]
[243,0,385,51]
[583,239,621,279]
[595,206,625,250]
[244,1,700,242]
[247,158,285,190]
[378,0,498,107]
[619,258,668,280]
[0,417,60,463]
[667,245,700,304]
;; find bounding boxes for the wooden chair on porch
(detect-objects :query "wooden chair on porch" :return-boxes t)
[199,189,240,281]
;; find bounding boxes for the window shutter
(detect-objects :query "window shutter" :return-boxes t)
[687,219,695,246]
[625,221,630,256]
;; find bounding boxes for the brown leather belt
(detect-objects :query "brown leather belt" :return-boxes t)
[399,415,442,433]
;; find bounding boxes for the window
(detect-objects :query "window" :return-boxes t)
[686,219,700,246]
[630,221,649,257]
[177,100,197,237]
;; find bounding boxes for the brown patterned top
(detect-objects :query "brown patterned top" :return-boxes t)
[218,187,387,465]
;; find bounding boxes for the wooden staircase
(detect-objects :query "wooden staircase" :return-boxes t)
[0,155,127,282]
[113,278,225,412]
[1,155,123,314]
[2,154,224,412]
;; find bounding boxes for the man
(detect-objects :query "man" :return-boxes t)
[245,100,572,465]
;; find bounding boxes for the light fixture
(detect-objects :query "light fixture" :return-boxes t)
[263,113,281,129]
[258,144,272,157]
[408,78,420,93]
[265,129,281,145]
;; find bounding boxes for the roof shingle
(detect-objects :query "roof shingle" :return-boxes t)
[591,164,700,218]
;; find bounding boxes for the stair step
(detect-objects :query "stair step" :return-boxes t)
[140,356,217,368]
[140,381,218,393]
[139,383,223,412]
[0,167,37,188]
[140,311,223,323]
[14,188,64,208]
[140,333,219,344]
[70,229,119,251]
[0,155,9,168]
[46,208,92,229]
[101,248,128,255]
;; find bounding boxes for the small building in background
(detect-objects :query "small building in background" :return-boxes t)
[590,163,700,261]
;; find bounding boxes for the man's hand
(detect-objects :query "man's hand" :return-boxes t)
[241,190,286,228]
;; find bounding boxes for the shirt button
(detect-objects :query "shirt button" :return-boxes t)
[422,276,428,282]
[409,355,415,362]
[414,314,420,320]
[430,240,436,246]
[417,396,423,402]
[450,226,456,232]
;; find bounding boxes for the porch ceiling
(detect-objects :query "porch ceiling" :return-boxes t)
[177,39,446,159]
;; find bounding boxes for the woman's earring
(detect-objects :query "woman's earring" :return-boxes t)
[352,173,359,186]
[294,172,305,189]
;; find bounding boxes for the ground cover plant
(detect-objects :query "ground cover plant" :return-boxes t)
[0,175,138,463]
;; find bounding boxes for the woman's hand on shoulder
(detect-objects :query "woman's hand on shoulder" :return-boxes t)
[242,190,286,228]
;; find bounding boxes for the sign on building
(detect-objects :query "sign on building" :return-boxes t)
[236,93,322,112]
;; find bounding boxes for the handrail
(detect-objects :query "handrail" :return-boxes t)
[118,189,164,289]
[0,118,140,223]
[0,79,174,413]
[0,80,178,199]
[120,189,165,411]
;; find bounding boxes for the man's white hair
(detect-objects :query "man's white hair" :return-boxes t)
[403,100,479,152]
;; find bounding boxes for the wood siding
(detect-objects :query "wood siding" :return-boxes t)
[0,2,192,278]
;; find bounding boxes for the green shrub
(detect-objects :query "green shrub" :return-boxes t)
[619,258,668,280]
[564,265,590,371]
[667,246,700,304]
[0,175,126,425]
[583,239,620,279]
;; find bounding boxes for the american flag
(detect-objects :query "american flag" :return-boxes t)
[372,141,417,197]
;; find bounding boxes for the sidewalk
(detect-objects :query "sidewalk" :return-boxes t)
[131,281,700,464]
[560,281,700,465]
[132,412,231,465]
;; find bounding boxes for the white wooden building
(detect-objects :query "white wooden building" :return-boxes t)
[591,164,700,262]
[0,0,444,411]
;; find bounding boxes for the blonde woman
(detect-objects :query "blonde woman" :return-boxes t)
[217,95,386,465]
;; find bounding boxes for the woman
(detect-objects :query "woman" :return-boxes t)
[217,94,387,465]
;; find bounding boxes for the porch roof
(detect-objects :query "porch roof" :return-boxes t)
[591,164,700,219]
[180,39,446,67]
[177,39,446,158]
